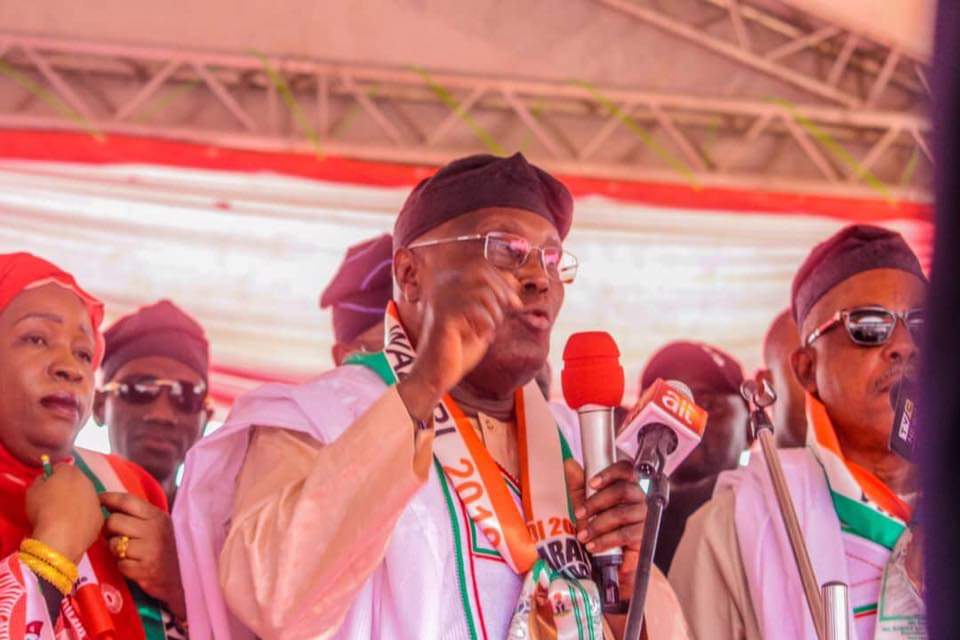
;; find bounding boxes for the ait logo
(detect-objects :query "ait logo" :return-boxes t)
[101,583,124,613]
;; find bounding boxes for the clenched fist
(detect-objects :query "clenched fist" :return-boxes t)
[398,261,521,420]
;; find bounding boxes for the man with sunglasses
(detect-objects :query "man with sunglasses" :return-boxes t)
[95,300,212,505]
[670,224,927,639]
[174,153,690,639]
[92,300,211,628]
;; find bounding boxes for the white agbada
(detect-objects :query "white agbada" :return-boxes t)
[173,364,583,639]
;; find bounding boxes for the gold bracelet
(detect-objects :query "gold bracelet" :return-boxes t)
[20,538,79,583]
[18,552,75,596]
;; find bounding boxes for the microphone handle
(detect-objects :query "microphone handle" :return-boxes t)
[623,468,670,640]
[578,405,625,612]
[579,406,623,553]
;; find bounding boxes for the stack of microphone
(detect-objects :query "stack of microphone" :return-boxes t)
[561,331,707,630]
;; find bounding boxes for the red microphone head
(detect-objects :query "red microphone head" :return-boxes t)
[561,331,625,409]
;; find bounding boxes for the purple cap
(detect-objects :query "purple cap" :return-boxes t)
[102,300,209,382]
[393,153,573,249]
[791,224,926,325]
[319,234,393,344]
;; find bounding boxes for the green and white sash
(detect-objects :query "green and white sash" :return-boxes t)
[807,395,925,639]
[347,302,603,639]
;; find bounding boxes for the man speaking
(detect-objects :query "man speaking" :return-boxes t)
[174,153,688,639]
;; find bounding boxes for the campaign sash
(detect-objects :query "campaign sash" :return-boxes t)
[347,302,604,639]
[806,395,925,639]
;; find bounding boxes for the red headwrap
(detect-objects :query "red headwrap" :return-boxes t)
[0,252,105,365]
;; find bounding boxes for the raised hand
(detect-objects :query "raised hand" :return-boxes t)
[399,262,521,420]
[26,463,104,563]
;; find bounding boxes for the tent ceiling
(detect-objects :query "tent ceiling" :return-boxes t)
[0,0,934,79]
[0,0,934,199]
[776,0,934,60]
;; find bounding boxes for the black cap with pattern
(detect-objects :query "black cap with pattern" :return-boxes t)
[791,224,926,326]
[393,152,573,249]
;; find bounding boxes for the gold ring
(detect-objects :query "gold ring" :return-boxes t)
[115,535,130,560]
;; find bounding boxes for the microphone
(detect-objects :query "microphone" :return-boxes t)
[561,331,626,613]
[616,378,708,478]
[617,379,707,640]
[889,376,919,462]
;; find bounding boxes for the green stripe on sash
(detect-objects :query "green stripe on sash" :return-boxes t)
[349,351,592,638]
[345,351,396,385]
[830,489,906,550]
[815,458,906,551]
[567,584,586,640]
[71,451,111,519]
[559,430,574,462]
[574,581,595,640]
[435,458,481,640]
[854,603,879,615]
[73,450,168,640]
[349,352,485,635]
[558,431,580,525]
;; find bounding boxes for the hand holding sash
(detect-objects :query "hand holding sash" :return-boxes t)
[26,463,104,564]
[398,263,522,421]
[101,491,188,620]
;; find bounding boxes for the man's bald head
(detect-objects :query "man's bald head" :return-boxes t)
[759,309,807,447]
[763,310,798,368]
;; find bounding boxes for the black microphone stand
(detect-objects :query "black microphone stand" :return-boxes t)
[623,424,676,640]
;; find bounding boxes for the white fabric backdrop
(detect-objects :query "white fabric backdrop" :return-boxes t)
[0,159,932,450]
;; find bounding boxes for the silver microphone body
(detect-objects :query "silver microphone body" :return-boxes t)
[578,404,620,561]
[579,405,617,499]
[577,403,624,611]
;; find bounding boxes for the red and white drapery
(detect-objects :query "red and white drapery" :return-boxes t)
[0,130,933,416]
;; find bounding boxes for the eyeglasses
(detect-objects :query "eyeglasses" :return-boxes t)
[102,376,208,415]
[804,306,925,347]
[407,231,579,284]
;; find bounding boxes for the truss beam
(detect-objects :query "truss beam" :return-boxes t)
[0,32,931,201]
[597,0,928,110]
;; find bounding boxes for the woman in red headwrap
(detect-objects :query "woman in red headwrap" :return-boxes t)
[0,253,184,639]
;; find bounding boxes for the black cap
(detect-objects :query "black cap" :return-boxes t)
[393,152,573,249]
[641,341,744,395]
[102,300,209,382]
[792,224,926,325]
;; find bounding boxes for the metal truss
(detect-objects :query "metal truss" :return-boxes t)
[0,31,931,201]
[597,0,930,111]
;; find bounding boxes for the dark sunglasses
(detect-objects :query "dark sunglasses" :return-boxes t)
[102,376,208,415]
[804,306,925,347]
